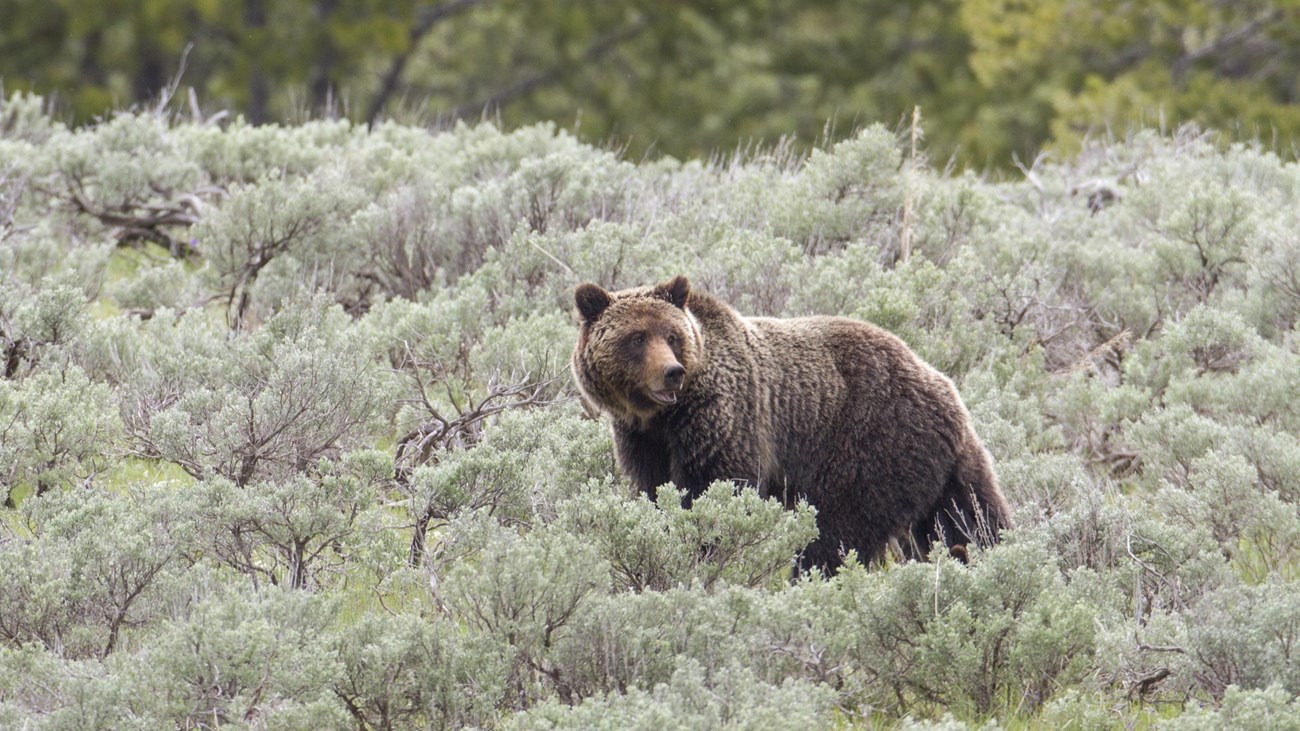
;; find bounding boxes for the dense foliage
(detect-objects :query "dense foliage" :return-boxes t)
[4,92,1300,728]
[3,0,1300,166]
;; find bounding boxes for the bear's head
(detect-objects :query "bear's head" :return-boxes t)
[571,275,703,424]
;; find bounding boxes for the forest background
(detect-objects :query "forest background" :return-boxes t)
[5,1,1300,730]
[5,0,1300,167]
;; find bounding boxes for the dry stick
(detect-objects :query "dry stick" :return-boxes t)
[154,43,194,116]
[899,106,921,265]
[528,237,577,280]
[933,557,941,617]
[189,87,229,127]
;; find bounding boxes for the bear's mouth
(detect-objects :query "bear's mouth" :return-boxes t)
[648,388,679,406]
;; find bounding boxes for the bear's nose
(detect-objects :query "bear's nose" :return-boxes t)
[664,363,685,388]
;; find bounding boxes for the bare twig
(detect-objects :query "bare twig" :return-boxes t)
[62,172,217,257]
[899,106,921,265]
[1128,666,1172,702]
[394,346,565,566]
[528,236,576,280]
[155,43,194,116]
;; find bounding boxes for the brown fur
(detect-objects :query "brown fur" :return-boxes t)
[572,275,1012,573]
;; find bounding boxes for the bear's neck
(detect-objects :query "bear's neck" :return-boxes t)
[613,409,670,437]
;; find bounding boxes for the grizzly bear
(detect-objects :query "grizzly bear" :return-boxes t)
[571,275,1012,572]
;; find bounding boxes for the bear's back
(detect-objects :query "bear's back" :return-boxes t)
[737,313,967,494]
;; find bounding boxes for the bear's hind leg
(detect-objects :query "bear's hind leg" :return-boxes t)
[911,465,1006,563]
[908,499,972,563]
[796,536,844,576]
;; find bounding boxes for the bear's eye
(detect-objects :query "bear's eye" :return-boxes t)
[630,333,647,347]
[667,334,679,348]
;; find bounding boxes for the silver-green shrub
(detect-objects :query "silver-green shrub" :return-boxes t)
[3,101,1300,729]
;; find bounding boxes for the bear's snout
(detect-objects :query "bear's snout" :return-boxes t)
[645,353,686,406]
[663,363,685,389]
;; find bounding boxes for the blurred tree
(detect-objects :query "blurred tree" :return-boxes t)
[0,0,193,117]
[2,0,1300,165]
[962,0,1300,164]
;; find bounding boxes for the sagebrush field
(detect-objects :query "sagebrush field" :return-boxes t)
[3,92,1300,729]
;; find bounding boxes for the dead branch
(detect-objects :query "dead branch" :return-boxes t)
[1127,667,1172,702]
[394,345,565,566]
[62,173,221,258]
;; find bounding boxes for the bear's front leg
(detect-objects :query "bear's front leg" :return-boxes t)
[612,422,672,502]
[665,413,766,507]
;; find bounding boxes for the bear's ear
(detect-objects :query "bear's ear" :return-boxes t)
[575,284,613,323]
[658,275,690,309]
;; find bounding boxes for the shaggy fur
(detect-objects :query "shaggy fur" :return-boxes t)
[571,275,1012,572]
